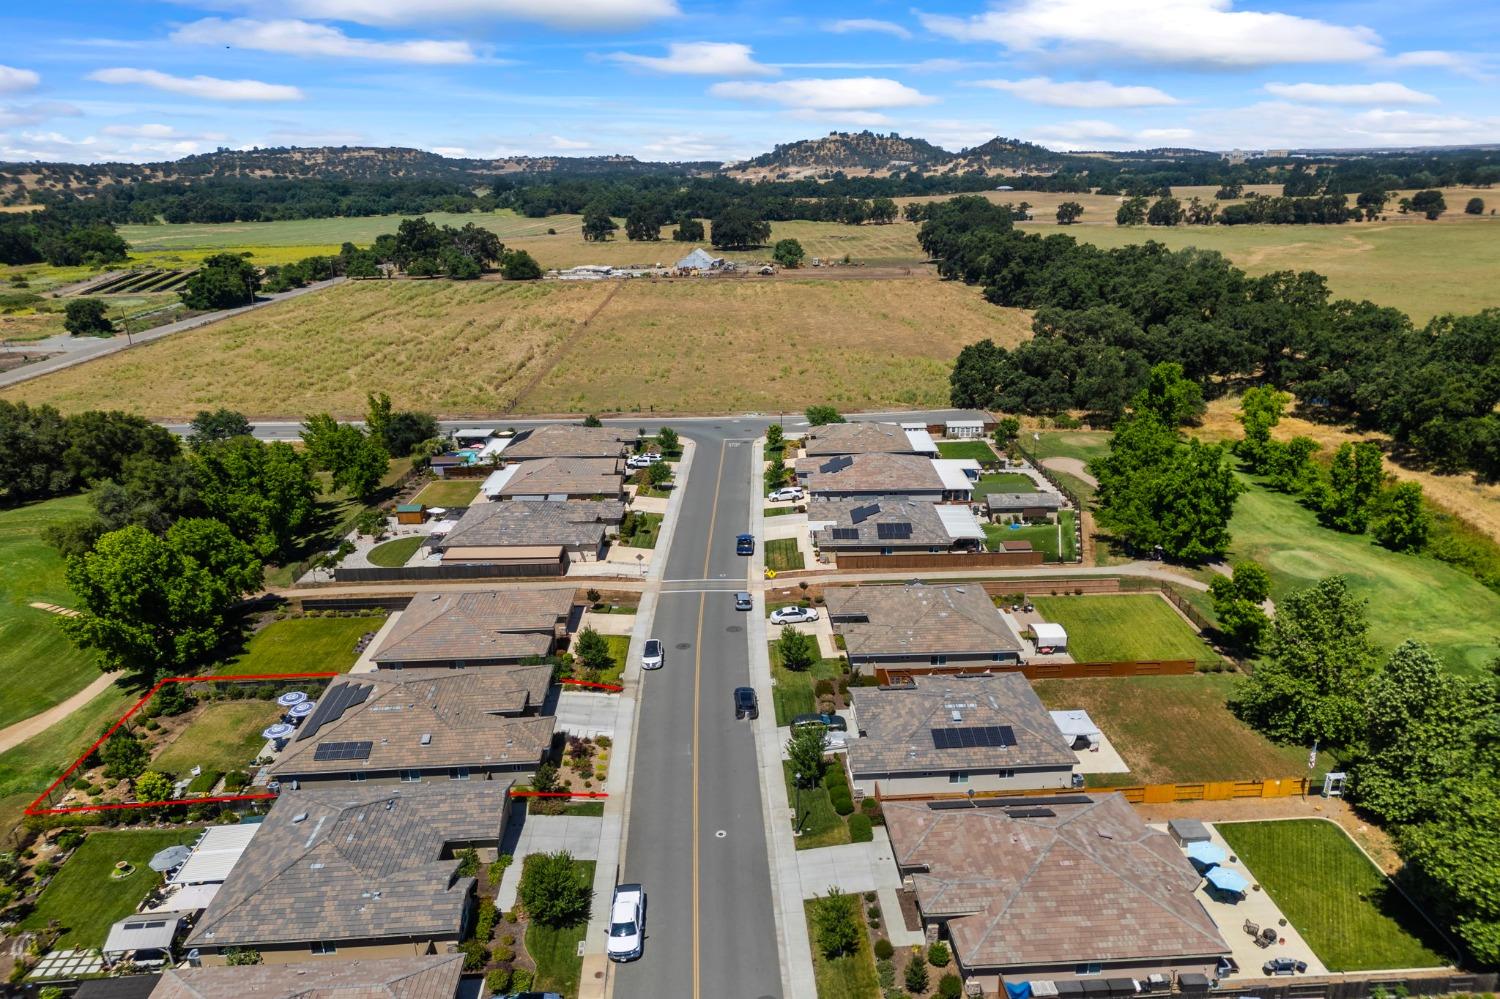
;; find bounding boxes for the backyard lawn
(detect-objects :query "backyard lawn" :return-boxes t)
[1033,594,1217,665]
[214,615,379,675]
[263,456,413,586]
[411,479,482,507]
[151,700,284,775]
[804,897,881,999]
[1217,820,1451,971]
[525,859,596,997]
[21,828,203,949]
[0,684,135,832]
[0,494,105,729]
[936,440,995,462]
[985,510,1077,561]
[970,472,1039,501]
[784,762,850,850]
[766,538,805,572]
[367,536,423,567]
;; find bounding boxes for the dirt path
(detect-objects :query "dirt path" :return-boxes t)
[1040,456,1098,487]
[0,672,116,754]
[504,280,624,413]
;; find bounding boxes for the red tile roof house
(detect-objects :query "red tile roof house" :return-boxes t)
[884,794,1230,999]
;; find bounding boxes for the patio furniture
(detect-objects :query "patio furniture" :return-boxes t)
[1259,927,1279,948]
[1243,919,1260,938]
[1262,958,1298,976]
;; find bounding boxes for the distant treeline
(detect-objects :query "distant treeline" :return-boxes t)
[0,204,129,266]
[931,196,1499,478]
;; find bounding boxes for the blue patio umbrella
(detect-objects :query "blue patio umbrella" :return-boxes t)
[1186,841,1227,866]
[1205,866,1249,893]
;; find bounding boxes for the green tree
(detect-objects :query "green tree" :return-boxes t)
[582,414,603,427]
[765,422,784,451]
[365,392,393,451]
[657,426,680,454]
[1056,201,1084,225]
[993,416,1021,448]
[180,253,260,310]
[805,406,844,426]
[133,771,174,803]
[869,197,898,224]
[1410,189,1446,220]
[645,460,672,488]
[811,889,860,958]
[787,725,829,788]
[518,851,593,927]
[224,949,262,966]
[501,249,542,280]
[1263,436,1320,493]
[772,238,805,268]
[1372,481,1430,552]
[1208,560,1272,650]
[1233,386,1289,472]
[709,205,771,249]
[763,452,788,491]
[581,204,618,242]
[1465,197,1484,215]
[1397,776,1500,964]
[1147,196,1185,226]
[905,953,931,992]
[776,626,816,672]
[1133,362,1205,426]
[672,216,705,242]
[1230,575,1380,745]
[301,416,388,500]
[384,411,440,457]
[194,437,318,560]
[624,204,663,241]
[1315,441,1384,533]
[100,730,149,780]
[64,298,114,337]
[573,626,614,676]
[1356,188,1390,220]
[187,408,252,450]
[1115,196,1148,225]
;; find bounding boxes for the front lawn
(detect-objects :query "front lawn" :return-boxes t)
[765,506,803,517]
[936,440,996,462]
[411,478,482,507]
[768,643,844,725]
[1031,674,1311,785]
[1033,594,1217,665]
[151,699,285,775]
[21,828,203,949]
[766,538,805,571]
[525,859,596,997]
[367,535,424,567]
[970,472,1040,501]
[618,511,663,549]
[1217,820,1450,971]
[601,635,630,685]
[804,897,881,999]
[214,615,379,675]
[784,762,850,850]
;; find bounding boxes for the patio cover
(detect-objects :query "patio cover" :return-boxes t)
[1032,622,1068,648]
[935,503,987,541]
[1205,866,1249,893]
[1050,709,1100,747]
[169,823,259,885]
[103,912,186,957]
[932,459,979,492]
[144,882,221,914]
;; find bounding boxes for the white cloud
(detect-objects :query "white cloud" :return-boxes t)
[166,0,679,31]
[826,19,912,40]
[0,102,80,128]
[549,135,592,149]
[88,67,304,101]
[0,65,41,95]
[608,42,773,77]
[1137,127,1195,142]
[1264,81,1437,105]
[1382,50,1492,79]
[973,76,1181,107]
[709,77,936,111]
[101,123,228,140]
[171,18,476,64]
[788,109,895,126]
[1176,101,1500,149]
[920,0,1382,67]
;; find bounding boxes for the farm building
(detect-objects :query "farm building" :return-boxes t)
[675,248,727,271]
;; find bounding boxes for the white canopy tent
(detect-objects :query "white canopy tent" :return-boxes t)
[1031,621,1068,651]
[1050,709,1102,750]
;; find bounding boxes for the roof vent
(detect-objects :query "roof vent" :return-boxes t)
[292,812,308,823]
[421,733,432,746]
[950,709,962,722]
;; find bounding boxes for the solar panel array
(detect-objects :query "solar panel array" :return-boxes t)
[930,725,1017,750]
[850,503,881,524]
[819,456,853,474]
[296,682,372,740]
[831,528,861,541]
[313,740,374,762]
[876,522,913,540]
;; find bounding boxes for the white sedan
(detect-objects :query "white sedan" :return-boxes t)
[769,606,820,626]
[606,883,645,962]
[768,487,804,502]
[641,638,664,670]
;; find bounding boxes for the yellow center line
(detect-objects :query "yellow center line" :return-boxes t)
[692,439,728,999]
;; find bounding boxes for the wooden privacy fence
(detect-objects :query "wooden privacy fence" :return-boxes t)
[334,559,566,582]
[834,551,1044,571]
[876,777,1309,804]
[872,658,1196,684]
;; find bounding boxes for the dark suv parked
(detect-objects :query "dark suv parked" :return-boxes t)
[735,533,755,555]
[733,686,759,719]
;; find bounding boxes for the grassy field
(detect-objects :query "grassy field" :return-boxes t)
[214,616,377,675]
[150,700,283,775]
[0,683,135,834]
[0,494,104,730]
[3,276,1029,418]
[1033,594,1217,665]
[804,897,880,999]
[411,479,482,507]
[985,510,1076,560]
[1030,431,1111,464]
[936,439,996,462]
[1227,479,1500,676]
[367,536,423,567]
[1031,674,1310,784]
[969,472,1039,501]
[766,538,805,572]
[21,828,203,948]
[1218,820,1450,971]
[525,859,595,997]
[0,291,182,343]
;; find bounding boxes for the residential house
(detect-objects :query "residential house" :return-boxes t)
[845,674,1076,796]
[482,457,625,501]
[185,782,510,963]
[809,497,985,555]
[372,589,577,669]
[801,421,939,457]
[271,667,555,785]
[434,499,625,566]
[884,794,1230,995]
[946,419,985,439]
[986,491,1063,522]
[148,955,465,999]
[826,583,1024,678]
[500,424,630,461]
[795,454,973,502]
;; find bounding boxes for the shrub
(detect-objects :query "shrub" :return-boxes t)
[830,787,855,816]
[54,830,85,852]
[822,766,847,791]
[508,969,533,992]
[875,938,895,960]
[814,678,835,698]
[485,968,511,995]
[500,933,515,946]
[877,958,896,988]
[459,939,487,971]
[595,735,612,749]
[187,770,223,794]
[222,771,249,792]
[928,941,951,967]
[939,972,964,998]
[905,955,930,992]
[812,889,861,958]
[848,813,873,842]
[455,847,479,878]
[864,890,878,902]
[474,897,497,940]
[492,946,515,963]
[518,851,592,927]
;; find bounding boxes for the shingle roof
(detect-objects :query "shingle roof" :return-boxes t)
[501,425,630,460]
[372,589,574,665]
[796,453,947,495]
[151,955,463,999]
[809,497,952,548]
[847,675,1075,776]
[985,492,1063,511]
[486,458,624,498]
[185,783,510,949]
[272,668,555,778]
[884,794,1229,970]
[826,584,1022,658]
[802,422,936,456]
[440,500,624,550]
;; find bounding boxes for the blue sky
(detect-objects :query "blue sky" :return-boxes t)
[2,0,1497,164]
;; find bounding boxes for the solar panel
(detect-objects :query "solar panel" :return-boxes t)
[926,799,975,810]
[930,725,1018,750]
[876,522,913,540]
[313,740,373,762]
[849,503,881,524]
[819,455,853,474]
[831,528,860,541]
[297,682,371,741]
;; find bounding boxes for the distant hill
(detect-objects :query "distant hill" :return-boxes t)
[951,136,1075,173]
[729,131,954,177]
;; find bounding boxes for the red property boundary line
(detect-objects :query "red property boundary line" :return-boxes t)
[559,678,623,692]
[25,673,338,817]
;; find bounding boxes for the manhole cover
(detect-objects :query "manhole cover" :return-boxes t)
[715,829,727,838]
[675,642,692,650]
[725,625,743,633]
